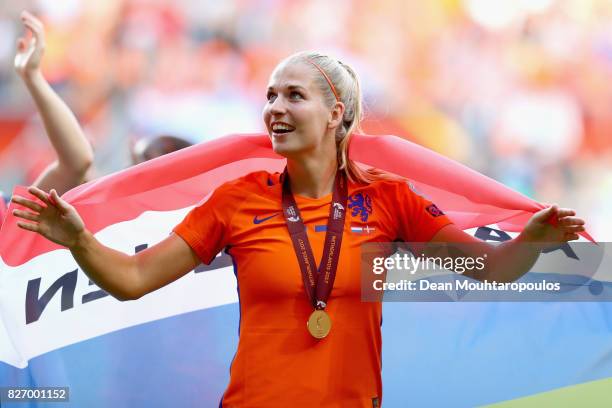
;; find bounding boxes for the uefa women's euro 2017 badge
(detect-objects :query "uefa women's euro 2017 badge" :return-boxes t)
[426,204,445,217]
[286,205,300,222]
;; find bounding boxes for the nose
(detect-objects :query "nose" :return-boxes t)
[269,94,287,115]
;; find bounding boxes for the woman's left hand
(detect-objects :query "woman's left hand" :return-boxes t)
[519,205,586,246]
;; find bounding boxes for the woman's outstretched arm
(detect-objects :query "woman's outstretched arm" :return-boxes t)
[12,186,200,301]
[428,205,586,283]
[15,11,94,194]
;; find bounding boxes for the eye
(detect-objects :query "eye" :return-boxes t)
[266,92,277,102]
[290,91,303,100]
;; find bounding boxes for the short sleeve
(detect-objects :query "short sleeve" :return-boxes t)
[395,181,453,242]
[172,183,240,264]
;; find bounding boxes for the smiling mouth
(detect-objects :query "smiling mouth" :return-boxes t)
[271,123,295,136]
[272,129,294,137]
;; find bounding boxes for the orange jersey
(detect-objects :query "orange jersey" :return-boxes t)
[173,171,452,407]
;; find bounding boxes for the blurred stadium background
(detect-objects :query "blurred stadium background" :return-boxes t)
[0,0,610,239]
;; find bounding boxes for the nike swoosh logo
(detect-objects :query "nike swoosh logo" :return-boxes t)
[253,213,279,224]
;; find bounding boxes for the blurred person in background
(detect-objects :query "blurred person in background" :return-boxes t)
[1,11,94,226]
[11,49,586,406]
[0,11,194,226]
[130,134,193,164]
[13,11,94,194]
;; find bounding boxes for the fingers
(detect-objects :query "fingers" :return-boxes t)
[21,11,44,34]
[15,32,32,55]
[16,38,26,52]
[11,194,45,213]
[22,18,42,37]
[27,186,52,206]
[557,216,585,227]
[556,208,576,218]
[12,188,72,217]
[16,221,41,233]
[560,225,585,233]
[49,189,71,212]
[538,206,584,225]
[21,23,44,51]
[12,209,39,222]
[533,204,558,222]
[49,189,62,204]
[19,11,45,49]
[564,232,580,241]
[556,210,585,235]
[21,10,37,21]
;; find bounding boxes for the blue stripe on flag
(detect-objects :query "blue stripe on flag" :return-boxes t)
[3,301,612,406]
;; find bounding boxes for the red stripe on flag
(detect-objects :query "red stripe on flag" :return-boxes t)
[0,133,593,267]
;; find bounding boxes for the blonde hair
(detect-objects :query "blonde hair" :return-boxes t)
[281,51,395,184]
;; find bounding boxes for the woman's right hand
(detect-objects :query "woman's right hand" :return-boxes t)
[11,186,85,248]
[14,11,45,80]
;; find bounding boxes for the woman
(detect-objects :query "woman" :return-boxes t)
[12,51,586,407]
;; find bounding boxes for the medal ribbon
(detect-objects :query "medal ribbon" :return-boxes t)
[281,167,348,310]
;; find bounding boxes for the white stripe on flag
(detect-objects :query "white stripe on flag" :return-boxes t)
[0,207,238,368]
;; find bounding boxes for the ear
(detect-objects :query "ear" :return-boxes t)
[327,101,345,130]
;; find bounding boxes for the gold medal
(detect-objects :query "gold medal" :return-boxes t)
[307,309,332,339]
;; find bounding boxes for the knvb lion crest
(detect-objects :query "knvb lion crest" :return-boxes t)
[348,193,373,222]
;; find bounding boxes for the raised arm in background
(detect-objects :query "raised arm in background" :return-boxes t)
[15,11,93,195]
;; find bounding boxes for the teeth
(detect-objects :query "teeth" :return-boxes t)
[272,123,294,132]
